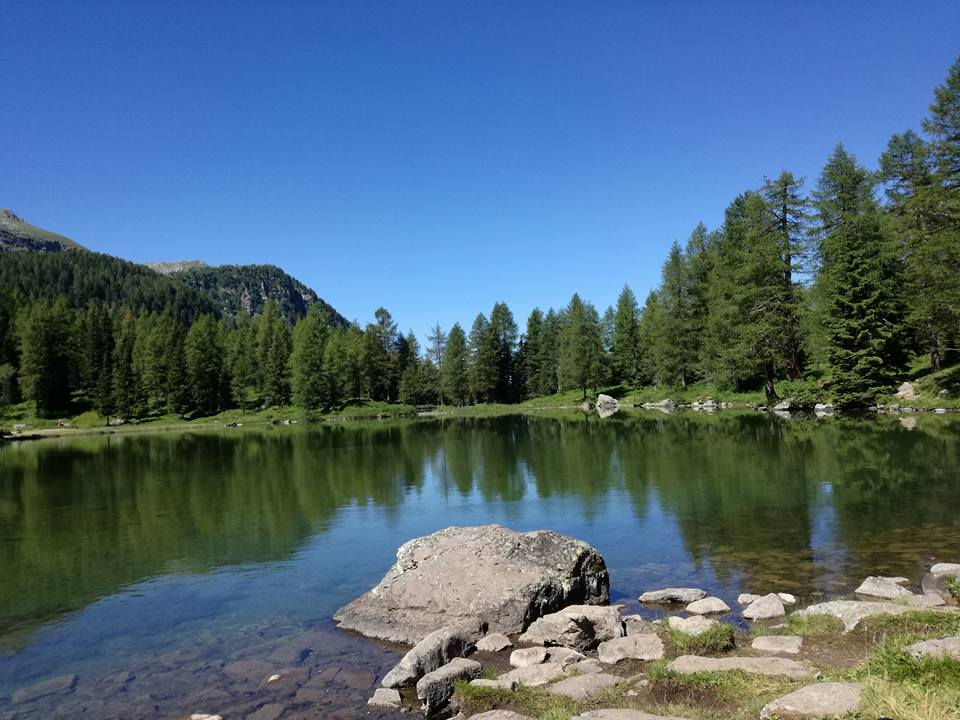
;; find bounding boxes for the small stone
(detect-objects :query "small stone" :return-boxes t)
[759,681,863,719]
[855,576,914,599]
[12,674,78,705]
[907,593,947,608]
[639,588,707,604]
[667,615,718,636]
[191,716,223,720]
[545,647,587,666]
[469,712,535,720]
[494,663,567,687]
[622,614,655,636]
[738,593,762,606]
[476,633,513,652]
[752,635,803,655]
[246,704,285,720]
[685,596,731,615]
[416,658,482,714]
[777,593,797,605]
[573,711,688,720]
[906,635,960,660]
[931,563,960,577]
[546,673,621,701]
[597,635,664,663]
[368,687,402,708]
[518,605,625,650]
[266,674,281,683]
[668,655,813,678]
[569,659,604,675]
[743,593,785,620]
[509,647,548,667]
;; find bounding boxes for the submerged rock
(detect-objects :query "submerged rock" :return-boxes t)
[639,588,706,604]
[12,674,78,705]
[518,604,624,650]
[416,658,482,714]
[368,687,402,708]
[759,681,863,719]
[382,620,484,688]
[335,524,609,644]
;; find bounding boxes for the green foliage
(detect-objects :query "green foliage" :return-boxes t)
[291,305,333,411]
[660,620,736,656]
[441,323,469,405]
[558,293,603,398]
[17,298,77,417]
[783,613,846,637]
[185,315,227,415]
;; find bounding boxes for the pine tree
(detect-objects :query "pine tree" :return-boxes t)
[361,308,399,401]
[923,55,960,188]
[112,310,145,418]
[441,323,469,405]
[291,305,332,411]
[255,300,291,406]
[558,293,603,398]
[18,298,76,417]
[538,309,561,395]
[467,313,496,403]
[611,285,642,386]
[185,315,227,415]
[228,312,259,410]
[524,308,545,397]
[81,303,114,415]
[651,241,697,387]
[426,323,447,404]
[489,302,518,402]
[814,145,910,407]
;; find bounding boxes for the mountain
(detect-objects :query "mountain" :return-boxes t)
[146,260,209,275]
[165,263,350,327]
[0,209,87,252]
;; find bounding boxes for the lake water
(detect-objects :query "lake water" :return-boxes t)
[1,411,959,719]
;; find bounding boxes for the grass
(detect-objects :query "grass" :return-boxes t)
[783,612,847,638]
[659,621,737,656]
[946,577,960,598]
[858,677,960,720]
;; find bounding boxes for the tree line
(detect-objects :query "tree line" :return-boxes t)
[1,56,959,418]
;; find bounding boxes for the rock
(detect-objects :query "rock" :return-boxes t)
[931,562,960,577]
[494,663,567,687]
[743,593,785,621]
[896,382,917,400]
[597,635,664,663]
[546,673,621,701]
[794,600,957,632]
[622,614,656,635]
[639,588,707,604]
[470,677,516,690]
[759,681,863,719]
[266,673,281,683]
[855,576,914,599]
[381,620,484,687]
[778,593,797,605]
[476,633,512,652]
[416,658,482,715]
[573,711,687,720]
[667,655,813,678]
[335,525,609,644]
[108,418,127,426]
[906,592,947,608]
[191,715,223,720]
[518,604,624,650]
[667,615,718,636]
[813,403,833,412]
[569,659,604,674]
[774,399,793,411]
[509,647,548,667]
[596,394,620,411]
[545,647,587,666]
[738,593,762,606]
[246,704,285,720]
[468,712,535,720]
[685,596,730,615]
[12,674,78,705]
[368,687,402,708]
[922,572,951,598]
[906,635,960,660]
[752,635,803,655]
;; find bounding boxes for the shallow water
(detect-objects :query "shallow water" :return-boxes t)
[1,411,959,718]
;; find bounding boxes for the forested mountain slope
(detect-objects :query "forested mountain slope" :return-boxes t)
[0,209,87,252]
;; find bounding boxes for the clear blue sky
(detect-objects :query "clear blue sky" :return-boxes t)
[2,2,959,340]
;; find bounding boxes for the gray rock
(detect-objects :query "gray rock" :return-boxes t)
[666,615,718,636]
[751,635,803,655]
[518,604,624,650]
[855,576,914,599]
[470,677,517,690]
[335,524,609,644]
[546,673,621,701]
[685,596,730,615]
[246,704,285,720]
[12,674,78,705]
[778,593,798,605]
[545,646,587,666]
[569,659,604,675]
[667,655,813,678]
[931,562,960,577]
[596,394,620,411]
[468,712,535,720]
[774,399,793,411]
[368,688,402,708]
[794,600,957,632]
[738,593,762,606]
[597,635,664,663]
[639,588,707,604]
[476,633,513,652]
[509,647,548,667]
[573,711,687,720]
[416,658,482,715]
[906,635,960,660]
[743,593,785,620]
[622,614,656,636]
[494,663,567,687]
[382,620,484,688]
[906,592,947,608]
[759,681,863,719]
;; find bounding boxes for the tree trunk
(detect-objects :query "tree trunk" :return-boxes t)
[764,361,779,405]
[930,343,941,374]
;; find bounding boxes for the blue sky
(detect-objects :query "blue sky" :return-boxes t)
[2,2,959,340]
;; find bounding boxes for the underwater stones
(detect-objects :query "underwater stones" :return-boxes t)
[335,524,609,644]
[12,674,78,705]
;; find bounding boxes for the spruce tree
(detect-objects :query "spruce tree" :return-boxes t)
[361,308,399,401]
[489,302,518,402]
[291,305,332,411]
[441,323,469,406]
[557,293,603,398]
[467,313,496,403]
[112,310,145,418]
[524,308,545,397]
[611,285,642,386]
[185,315,227,415]
[18,298,76,417]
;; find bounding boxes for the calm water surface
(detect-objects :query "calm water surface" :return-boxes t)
[1,411,959,718]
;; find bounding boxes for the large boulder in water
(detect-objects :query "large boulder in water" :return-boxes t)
[334,524,609,645]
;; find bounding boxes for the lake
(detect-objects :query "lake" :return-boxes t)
[1,411,959,719]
